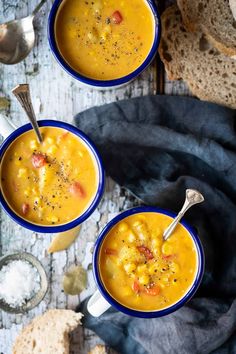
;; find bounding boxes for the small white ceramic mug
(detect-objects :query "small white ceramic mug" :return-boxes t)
[87,206,205,318]
[48,0,161,89]
[0,115,105,233]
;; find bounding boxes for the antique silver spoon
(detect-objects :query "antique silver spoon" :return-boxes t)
[0,0,47,65]
[12,84,43,143]
[163,189,204,241]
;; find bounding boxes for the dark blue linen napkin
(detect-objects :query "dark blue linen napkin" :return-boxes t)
[75,95,236,354]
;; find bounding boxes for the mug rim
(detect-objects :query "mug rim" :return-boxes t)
[48,0,161,87]
[93,206,205,318]
[0,120,105,233]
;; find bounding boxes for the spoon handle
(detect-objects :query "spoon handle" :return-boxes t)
[12,84,43,144]
[163,204,190,241]
[163,189,204,241]
[32,0,47,17]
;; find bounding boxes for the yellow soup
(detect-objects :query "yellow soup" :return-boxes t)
[0,127,98,226]
[99,212,198,311]
[55,0,155,80]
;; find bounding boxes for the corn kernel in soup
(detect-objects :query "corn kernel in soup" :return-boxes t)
[0,127,98,225]
[55,0,155,80]
[99,213,198,311]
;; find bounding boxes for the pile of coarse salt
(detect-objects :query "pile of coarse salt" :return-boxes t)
[0,260,40,307]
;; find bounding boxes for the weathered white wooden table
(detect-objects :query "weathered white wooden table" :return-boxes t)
[0,1,190,353]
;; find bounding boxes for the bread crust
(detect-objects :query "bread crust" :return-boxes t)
[12,309,83,354]
[159,5,236,108]
[177,0,236,57]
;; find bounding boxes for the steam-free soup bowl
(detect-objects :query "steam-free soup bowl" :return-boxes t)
[0,118,105,233]
[48,0,161,89]
[88,206,205,318]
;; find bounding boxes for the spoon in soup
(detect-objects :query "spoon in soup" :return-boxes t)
[163,189,204,241]
[12,84,43,144]
[0,0,47,65]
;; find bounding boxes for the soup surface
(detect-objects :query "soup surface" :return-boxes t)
[55,0,155,80]
[99,212,198,311]
[0,127,98,226]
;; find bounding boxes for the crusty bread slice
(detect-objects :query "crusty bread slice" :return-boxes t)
[229,0,236,20]
[177,0,236,57]
[12,309,83,354]
[159,5,236,109]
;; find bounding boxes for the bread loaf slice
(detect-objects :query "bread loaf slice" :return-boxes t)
[177,0,236,57]
[12,309,83,354]
[229,0,236,20]
[159,5,236,109]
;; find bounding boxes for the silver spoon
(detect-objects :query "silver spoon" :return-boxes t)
[0,0,47,65]
[163,189,204,241]
[12,84,43,144]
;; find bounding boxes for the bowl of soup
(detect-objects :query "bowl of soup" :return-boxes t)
[88,207,204,318]
[48,0,161,88]
[0,120,105,233]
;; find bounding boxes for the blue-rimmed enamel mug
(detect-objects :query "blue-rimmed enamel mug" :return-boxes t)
[88,206,205,318]
[0,117,105,233]
[48,0,161,89]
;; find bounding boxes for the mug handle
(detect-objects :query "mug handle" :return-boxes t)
[87,289,111,317]
[0,114,16,139]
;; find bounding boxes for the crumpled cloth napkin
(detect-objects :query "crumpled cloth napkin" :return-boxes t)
[75,95,236,354]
